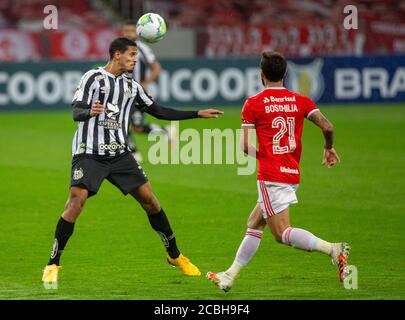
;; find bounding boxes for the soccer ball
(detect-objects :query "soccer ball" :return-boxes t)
[136,13,167,43]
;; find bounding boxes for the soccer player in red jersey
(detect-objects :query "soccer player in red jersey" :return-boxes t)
[207,52,351,292]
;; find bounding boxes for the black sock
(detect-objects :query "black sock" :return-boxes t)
[48,217,75,266]
[147,209,180,259]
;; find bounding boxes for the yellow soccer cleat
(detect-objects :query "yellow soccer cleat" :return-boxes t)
[42,264,61,287]
[167,254,201,276]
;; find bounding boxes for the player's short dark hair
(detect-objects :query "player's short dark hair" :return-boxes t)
[260,51,287,82]
[109,37,137,59]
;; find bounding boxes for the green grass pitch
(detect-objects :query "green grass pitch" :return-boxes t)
[0,104,404,300]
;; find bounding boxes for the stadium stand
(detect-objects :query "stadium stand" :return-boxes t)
[0,0,112,30]
[152,0,405,27]
[1,0,405,61]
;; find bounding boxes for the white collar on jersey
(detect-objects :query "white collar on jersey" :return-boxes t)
[98,67,129,79]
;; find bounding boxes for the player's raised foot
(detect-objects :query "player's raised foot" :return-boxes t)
[331,242,351,282]
[42,264,61,287]
[207,271,234,292]
[167,254,201,276]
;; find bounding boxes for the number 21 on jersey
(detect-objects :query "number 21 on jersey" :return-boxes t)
[272,116,296,154]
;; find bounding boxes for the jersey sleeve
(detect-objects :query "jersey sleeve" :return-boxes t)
[72,70,97,106]
[303,96,320,118]
[144,102,198,120]
[241,99,256,127]
[133,81,155,111]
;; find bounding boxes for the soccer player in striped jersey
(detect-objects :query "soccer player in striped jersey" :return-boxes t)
[122,20,173,163]
[207,52,350,292]
[42,37,223,287]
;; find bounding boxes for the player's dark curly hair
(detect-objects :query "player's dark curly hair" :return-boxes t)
[109,37,137,59]
[260,51,287,82]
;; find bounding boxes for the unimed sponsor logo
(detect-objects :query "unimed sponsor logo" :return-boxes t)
[280,166,299,174]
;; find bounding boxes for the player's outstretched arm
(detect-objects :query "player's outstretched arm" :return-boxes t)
[308,110,340,168]
[144,102,223,120]
[197,109,224,118]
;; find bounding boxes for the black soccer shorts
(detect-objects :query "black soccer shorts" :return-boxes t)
[70,151,148,197]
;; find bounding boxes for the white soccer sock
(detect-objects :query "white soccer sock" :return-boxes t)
[225,228,263,279]
[281,227,332,255]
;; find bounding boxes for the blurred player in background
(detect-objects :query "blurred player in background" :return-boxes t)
[122,20,174,163]
[207,52,351,292]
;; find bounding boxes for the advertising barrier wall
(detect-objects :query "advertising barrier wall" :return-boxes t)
[0,55,404,110]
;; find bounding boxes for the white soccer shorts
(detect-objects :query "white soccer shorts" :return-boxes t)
[257,180,299,219]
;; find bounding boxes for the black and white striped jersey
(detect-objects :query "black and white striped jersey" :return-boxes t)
[71,67,154,157]
[132,40,156,82]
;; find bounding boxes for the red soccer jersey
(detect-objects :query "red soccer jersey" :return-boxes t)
[241,87,319,184]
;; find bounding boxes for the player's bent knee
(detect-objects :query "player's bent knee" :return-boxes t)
[62,203,83,223]
[65,194,86,216]
[66,200,83,216]
[140,193,154,206]
[141,195,161,214]
[149,199,161,214]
